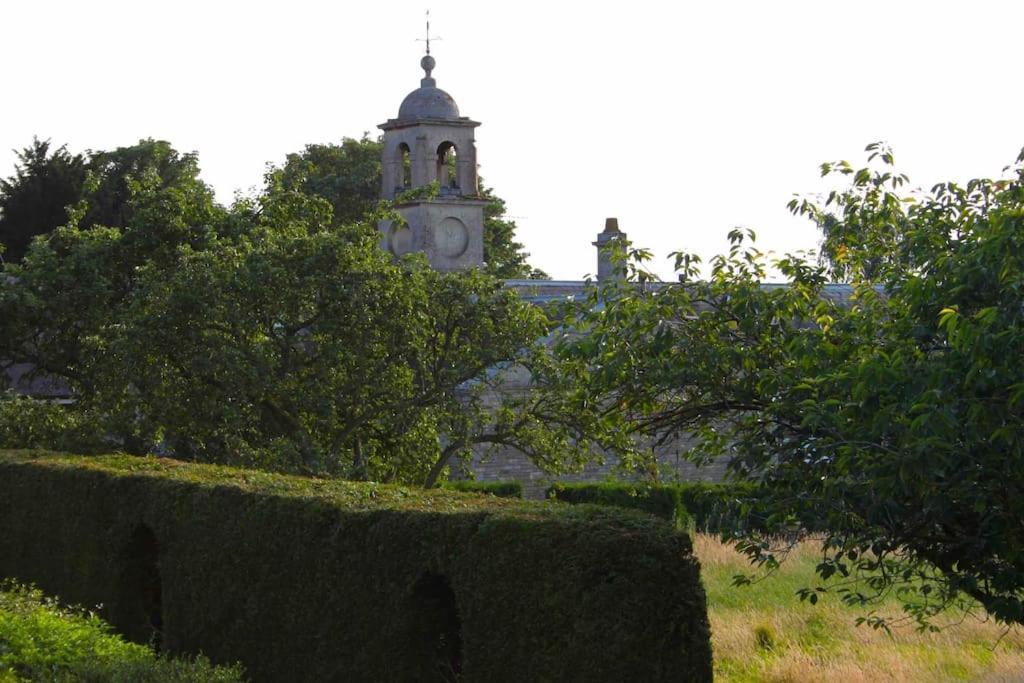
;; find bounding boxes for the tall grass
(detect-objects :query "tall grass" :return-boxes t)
[693,533,1024,682]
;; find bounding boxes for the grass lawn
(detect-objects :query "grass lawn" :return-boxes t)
[694,533,1024,682]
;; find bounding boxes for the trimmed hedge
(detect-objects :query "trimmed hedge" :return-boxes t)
[0,581,244,682]
[442,480,523,498]
[547,482,690,529]
[0,451,711,682]
[548,481,765,533]
[675,481,766,532]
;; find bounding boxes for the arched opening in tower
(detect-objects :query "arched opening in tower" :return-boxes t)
[436,142,459,190]
[122,524,164,650]
[410,571,463,681]
[398,143,412,189]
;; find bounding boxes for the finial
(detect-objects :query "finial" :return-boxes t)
[416,10,442,56]
[416,10,441,87]
[421,55,436,81]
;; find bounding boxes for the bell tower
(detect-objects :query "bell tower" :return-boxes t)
[378,52,486,271]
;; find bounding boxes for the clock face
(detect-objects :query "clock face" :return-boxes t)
[388,224,413,256]
[437,216,469,257]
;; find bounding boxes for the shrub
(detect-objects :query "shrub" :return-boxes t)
[0,451,712,682]
[0,581,244,682]
[547,482,691,529]
[674,482,767,533]
[547,481,769,533]
[0,394,108,454]
[442,480,523,498]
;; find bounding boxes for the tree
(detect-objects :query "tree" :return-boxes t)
[81,138,221,233]
[804,146,915,282]
[1,166,592,485]
[0,137,220,265]
[0,140,225,419]
[551,145,1024,627]
[105,200,549,482]
[270,136,546,279]
[269,136,384,228]
[0,138,87,262]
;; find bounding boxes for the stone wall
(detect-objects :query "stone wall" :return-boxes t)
[465,443,730,499]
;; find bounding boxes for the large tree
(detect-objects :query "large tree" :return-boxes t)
[0,139,87,262]
[0,138,220,264]
[2,134,543,280]
[0,140,224,410]
[1,166,593,485]
[268,137,383,228]
[82,138,221,233]
[104,195,551,483]
[551,145,1024,627]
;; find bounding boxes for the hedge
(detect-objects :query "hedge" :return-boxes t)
[547,482,690,529]
[675,481,766,532]
[548,481,766,533]
[0,581,244,682]
[441,480,523,498]
[0,451,711,682]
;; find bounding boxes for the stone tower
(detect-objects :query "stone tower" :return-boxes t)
[378,54,486,271]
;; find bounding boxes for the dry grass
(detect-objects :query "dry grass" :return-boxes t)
[693,533,1024,682]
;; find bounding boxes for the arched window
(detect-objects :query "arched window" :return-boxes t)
[398,143,412,189]
[436,142,458,189]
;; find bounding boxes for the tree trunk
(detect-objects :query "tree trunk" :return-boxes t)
[424,442,460,489]
[351,436,368,481]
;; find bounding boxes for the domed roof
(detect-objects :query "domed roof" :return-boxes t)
[398,86,460,120]
[396,55,461,121]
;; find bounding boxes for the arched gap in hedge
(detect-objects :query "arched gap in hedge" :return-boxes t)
[411,571,462,681]
[123,524,163,650]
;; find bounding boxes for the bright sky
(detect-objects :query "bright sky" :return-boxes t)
[2,0,1022,280]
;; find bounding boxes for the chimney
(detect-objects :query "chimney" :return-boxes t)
[593,217,627,281]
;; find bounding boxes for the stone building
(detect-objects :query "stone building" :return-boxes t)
[376,54,487,272]
[3,51,853,497]
[374,54,735,496]
[371,53,865,496]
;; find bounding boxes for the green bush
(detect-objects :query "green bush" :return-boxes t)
[442,480,523,498]
[547,481,768,533]
[0,394,108,454]
[0,451,712,682]
[547,482,691,529]
[674,482,766,533]
[0,581,244,682]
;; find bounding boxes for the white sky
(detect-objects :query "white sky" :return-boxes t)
[2,0,1022,280]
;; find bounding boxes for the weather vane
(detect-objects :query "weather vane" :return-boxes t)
[416,9,441,55]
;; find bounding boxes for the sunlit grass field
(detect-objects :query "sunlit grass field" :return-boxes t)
[693,533,1024,682]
